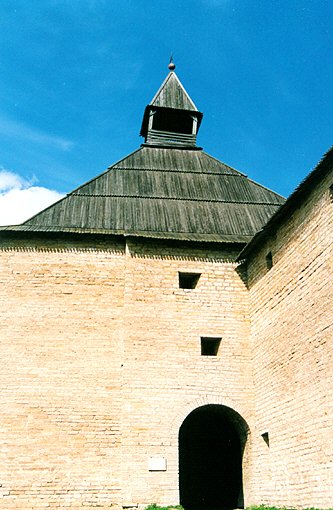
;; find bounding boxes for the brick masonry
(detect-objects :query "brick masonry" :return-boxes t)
[247,171,333,508]
[0,236,126,509]
[0,236,254,508]
[0,168,331,509]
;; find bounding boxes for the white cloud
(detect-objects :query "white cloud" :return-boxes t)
[0,117,73,151]
[0,169,64,227]
[0,171,28,192]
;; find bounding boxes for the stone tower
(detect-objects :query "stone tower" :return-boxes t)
[0,63,331,510]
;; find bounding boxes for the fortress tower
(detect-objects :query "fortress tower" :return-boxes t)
[0,63,331,510]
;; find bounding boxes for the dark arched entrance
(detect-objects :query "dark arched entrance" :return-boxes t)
[179,405,248,510]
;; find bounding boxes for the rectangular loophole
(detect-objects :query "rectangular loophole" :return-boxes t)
[262,432,270,446]
[179,272,201,289]
[201,337,221,356]
[266,251,273,270]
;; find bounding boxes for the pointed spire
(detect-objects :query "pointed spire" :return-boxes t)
[140,63,203,148]
[149,70,198,111]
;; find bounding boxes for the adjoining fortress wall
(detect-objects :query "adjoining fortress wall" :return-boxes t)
[247,171,333,509]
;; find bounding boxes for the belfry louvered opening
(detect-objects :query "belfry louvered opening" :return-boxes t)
[152,109,193,134]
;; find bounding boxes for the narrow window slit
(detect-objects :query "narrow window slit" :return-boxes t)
[262,432,270,446]
[266,251,273,270]
[201,337,221,356]
[179,272,201,289]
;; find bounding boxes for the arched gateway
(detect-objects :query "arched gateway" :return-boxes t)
[179,405,249,510]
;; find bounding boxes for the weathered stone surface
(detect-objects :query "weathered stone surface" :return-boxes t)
[247,171,333,508]
[0,238,253,508]
[0,161,331,508]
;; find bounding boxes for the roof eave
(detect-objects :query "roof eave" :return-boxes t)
[0,224,253,245]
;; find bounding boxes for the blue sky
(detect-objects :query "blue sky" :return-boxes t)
[0,0,332,224]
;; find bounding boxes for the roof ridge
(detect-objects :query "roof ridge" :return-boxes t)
[20,147,145,226]
[201,151,247,177]
[202,151,285,200]
[245,176,285,200]
[64,147,145,196]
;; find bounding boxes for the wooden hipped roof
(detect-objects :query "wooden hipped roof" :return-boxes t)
[4,146,285,243]
[1,67,286,243]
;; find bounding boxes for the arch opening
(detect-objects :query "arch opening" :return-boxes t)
[179,404,248,510]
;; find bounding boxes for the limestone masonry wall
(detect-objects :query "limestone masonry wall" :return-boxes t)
[0,236,254,508]
[121,240,253,507]
[0,236,126,509]
[2,168,331,509]
[247,173,333,509]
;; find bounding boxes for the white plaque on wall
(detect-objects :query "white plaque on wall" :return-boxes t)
[148,457,167,471]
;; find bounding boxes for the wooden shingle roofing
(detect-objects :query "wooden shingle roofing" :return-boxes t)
[4,146,285,243]
[149,71,198,111]
[1,66,286,243]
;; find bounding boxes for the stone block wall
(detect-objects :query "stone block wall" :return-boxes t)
[247,173,333,508]
[121,239,254,507]
[0,235,254,508]
[0,235,126,509]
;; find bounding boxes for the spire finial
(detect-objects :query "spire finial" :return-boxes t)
[168,55,176,71]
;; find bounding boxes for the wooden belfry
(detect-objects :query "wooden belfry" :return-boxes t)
[140,60,203,148]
